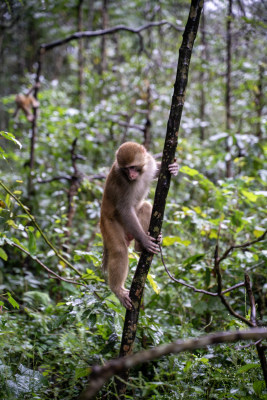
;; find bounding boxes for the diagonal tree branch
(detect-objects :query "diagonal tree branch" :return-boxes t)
[79,328,267,399]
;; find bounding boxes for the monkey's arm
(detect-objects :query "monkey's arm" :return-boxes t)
[118,206,159,253]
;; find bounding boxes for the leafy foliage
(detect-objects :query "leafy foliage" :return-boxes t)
[0,0,266,399]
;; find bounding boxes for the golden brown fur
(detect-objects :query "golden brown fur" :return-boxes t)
[100,142,179,309]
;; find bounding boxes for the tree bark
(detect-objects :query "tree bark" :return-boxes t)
[199,5,207,141]
[225,0,233,178]
[100,0,108,74]
[77,0,84,110]
[255,63,263,140]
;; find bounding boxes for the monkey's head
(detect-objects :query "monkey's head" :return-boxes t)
[116,142,146,181]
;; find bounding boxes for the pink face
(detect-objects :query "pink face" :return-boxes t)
[123,166,141,181]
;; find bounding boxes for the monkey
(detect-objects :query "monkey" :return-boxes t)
[14,84,40,122]
[100,142,179,309]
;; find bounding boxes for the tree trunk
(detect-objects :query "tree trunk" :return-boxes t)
[115,0,204,397]
[77,0,84,110]
[225,0,233,178]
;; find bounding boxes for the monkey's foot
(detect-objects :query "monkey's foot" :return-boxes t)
[118,288,132,310]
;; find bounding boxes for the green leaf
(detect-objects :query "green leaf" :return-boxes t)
[230,210,244,227]
[7,292,19,309]
[5,194,11,208]
[75,367,91,379]
[183,254,205,268]
[147,274,160,294]
[74,250,101,266]
[241,190,258,202]
[0,247,8,261]
[82,268,104,282]
[0,131,22,149]
[0,146,6,159]
[163,236,191,247]
[183,360,192,372]
[237,363,259,374]
[6,219,19,229]
[253,226,266,238]
[253,380,265,396]
[28,230,36,254]
[180,165,199,176]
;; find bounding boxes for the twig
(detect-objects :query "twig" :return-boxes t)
[109,118,145,132]
[218,230,267,264]
[213,231,267,328]
[37,173,106,184]
[244,274,257,326]
[5,240,86,287]
[244,273,267,384]
[214,245,253,327]
[37,175,72,183]
[159,245,245,296]
[0,180,82,278]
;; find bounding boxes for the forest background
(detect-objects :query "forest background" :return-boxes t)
[0,0,266,399]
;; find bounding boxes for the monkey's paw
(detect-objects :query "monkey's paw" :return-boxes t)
[168,160,179,176]
[118,288,132,310]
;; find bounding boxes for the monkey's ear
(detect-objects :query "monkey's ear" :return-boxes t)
[141,145,146,153]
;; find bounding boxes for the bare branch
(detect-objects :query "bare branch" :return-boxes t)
[6,241,86,287]
[212,230,267,328]
[37,175,72,183]
[0,180,82,277]
[245,274,257,326]
[109,118,145,132]
[160,245,245,296]
[40,21,183,52]
[218,230,267,264]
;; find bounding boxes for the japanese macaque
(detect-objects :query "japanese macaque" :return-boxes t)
[100,142,178,309]
[14,88,39,122]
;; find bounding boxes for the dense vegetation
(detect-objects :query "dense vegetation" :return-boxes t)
[0,0,266,399]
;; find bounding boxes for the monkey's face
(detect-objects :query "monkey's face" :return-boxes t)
[121,165,143,181]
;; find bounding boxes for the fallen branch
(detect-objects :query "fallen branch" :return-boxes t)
[79,328,267,399]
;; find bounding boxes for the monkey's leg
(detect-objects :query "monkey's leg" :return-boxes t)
[134,201,152,252]
[103,220,132,309]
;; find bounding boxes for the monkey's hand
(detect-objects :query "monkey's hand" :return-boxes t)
[141,234,160,254]
[168,159,179,176]
[117,288,132,310]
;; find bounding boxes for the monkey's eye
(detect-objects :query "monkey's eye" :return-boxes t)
[129,166,142,173]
